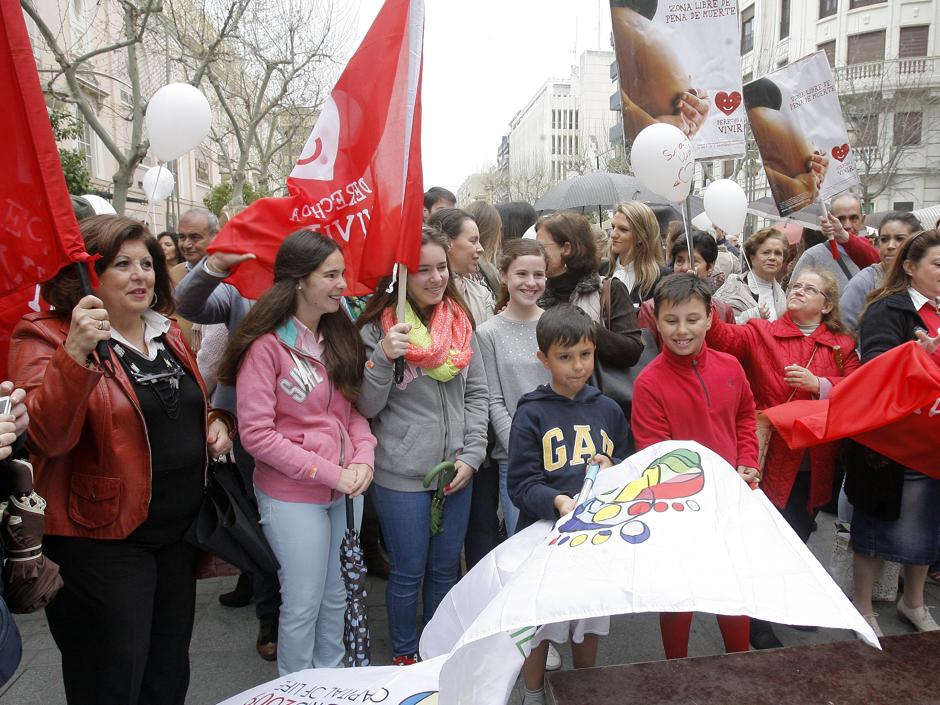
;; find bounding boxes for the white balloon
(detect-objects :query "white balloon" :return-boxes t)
[80,194,116,215]
[142,166,176,204]
[691,212,713,233]
[703,179,748,236]
[629,123,695,203]
[146,83,212,162]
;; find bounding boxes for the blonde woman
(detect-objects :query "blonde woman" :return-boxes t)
[466,200,502,294]
[603,201,669,305]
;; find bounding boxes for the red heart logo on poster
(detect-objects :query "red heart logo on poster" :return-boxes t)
[714,91,741,116]
[831,144,850,162]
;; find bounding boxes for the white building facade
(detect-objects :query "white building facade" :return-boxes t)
[506,50,619,197]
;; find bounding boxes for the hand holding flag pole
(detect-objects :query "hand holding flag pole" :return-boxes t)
[818,197,840,261]
[394,268,408,384]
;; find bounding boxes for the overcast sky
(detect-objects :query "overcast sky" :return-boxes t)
[353,0,614,193]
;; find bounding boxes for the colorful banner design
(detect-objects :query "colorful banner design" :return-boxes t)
[609,0,745,159]
[743,51,860,217]
[763,342,940,478]
[219,442,879,705]
[208,0,425,299]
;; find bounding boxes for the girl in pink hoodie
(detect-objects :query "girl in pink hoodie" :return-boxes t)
[219,231,376,676]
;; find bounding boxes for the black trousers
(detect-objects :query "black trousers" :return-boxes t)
[464,459,501,569]
[43,535,197,705]
[779,471,818,544]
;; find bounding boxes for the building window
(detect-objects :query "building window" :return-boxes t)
[899,26,929,58]
[819,0,837,18]
[893,112,922,147]
[741,5,754,54]
[551,135,556,155]
[780,0,790,39]
[195,154,212,185]
[847,30,886,65]
[849,0,884,8]
[574,110,579,131]
[551,110,556,130]
[743,71,754,82]
[818,40,836,66]
[851,114,878,147]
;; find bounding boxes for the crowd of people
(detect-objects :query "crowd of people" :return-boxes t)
[0,186,938,705]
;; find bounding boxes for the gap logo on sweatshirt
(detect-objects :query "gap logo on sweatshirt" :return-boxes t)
[542,425,615,472]
[279,356,324,403]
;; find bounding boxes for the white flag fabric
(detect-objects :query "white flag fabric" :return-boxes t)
[216,655,445,705]
[423,441,879,705]
[218,442,878,705]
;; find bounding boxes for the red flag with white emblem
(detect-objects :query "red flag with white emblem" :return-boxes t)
[763,342,940,478]
[208,0,425,298]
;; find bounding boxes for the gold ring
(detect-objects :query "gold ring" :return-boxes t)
[97,320,105,330]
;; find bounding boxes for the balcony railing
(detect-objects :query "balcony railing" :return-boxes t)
[834,56,939,86]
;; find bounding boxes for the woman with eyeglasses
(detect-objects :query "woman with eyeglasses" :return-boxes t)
[706,269,860,648]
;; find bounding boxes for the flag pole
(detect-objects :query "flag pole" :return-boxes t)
[818,196,840,261]
[394,266,408,384]
[74,263,114,376]
[681,195,695,267]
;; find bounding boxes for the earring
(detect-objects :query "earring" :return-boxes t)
[151,291,158,307]
[297,284,302,290]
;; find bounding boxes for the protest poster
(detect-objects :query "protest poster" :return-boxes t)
[609,0,745,159]
[744,51,860,217]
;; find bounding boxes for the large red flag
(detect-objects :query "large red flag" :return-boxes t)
[0,2,92,372]
[763,342,940,478]
[208,0,425,298]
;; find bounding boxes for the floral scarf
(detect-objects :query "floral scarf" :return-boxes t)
[381,299,473,382]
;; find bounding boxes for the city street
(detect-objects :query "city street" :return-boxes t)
[3,514,938,704]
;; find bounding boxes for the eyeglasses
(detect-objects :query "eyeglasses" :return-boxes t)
[789,283,826,298]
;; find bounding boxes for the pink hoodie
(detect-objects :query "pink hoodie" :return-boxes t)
[236,318,376,504]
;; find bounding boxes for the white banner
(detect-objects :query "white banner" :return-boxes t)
[744,52,861,217]
[220,442,878,705]
[610,0,746,159]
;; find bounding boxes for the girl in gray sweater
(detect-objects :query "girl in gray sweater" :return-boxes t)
[476,239,551,535]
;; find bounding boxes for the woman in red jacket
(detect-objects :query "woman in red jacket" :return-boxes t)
[9,216,232,705]
[706,269,859,648]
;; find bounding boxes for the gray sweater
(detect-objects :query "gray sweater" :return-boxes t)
[475,315,550,462]
[173,257,253,413]
[357,320,489,492]
[790,242,860,295]
[839,263,883,332]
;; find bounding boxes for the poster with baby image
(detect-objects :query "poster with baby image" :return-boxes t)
[610,0,746,159]
[744,52,861,217]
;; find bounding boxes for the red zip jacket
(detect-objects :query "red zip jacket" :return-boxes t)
[631,342,759,469]
[706,312,860,510]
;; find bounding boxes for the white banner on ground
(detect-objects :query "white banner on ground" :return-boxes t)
[216,655,445,705]
[219,442,878,705]
[610,0,746,159]
[744,51,861,217]
[423,442,879,705]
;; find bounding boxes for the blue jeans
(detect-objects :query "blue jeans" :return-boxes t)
[498,462,520,537]
[370,481,472,657]
[255,488,361,676]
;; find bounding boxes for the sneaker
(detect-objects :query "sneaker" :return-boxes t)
[861,612,883,638]
[897,598,940,632]
[392,653,419,666]
[545,643,562,671]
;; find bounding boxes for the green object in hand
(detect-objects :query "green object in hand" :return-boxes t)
[422,461,457,537]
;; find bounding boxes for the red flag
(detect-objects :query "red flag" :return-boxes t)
[209,0,425,298]
[763,342,940,478]
[0,2,91,372]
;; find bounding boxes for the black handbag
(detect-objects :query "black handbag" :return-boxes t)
[590,279,659,417]
[185,458,279,576]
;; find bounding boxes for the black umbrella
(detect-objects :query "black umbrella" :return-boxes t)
[339,435,370,666]
[0,459,63,613]
[534,171,659,214]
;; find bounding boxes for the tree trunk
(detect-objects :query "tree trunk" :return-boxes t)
[227,170,247,209]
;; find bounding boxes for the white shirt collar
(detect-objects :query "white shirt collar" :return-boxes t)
[110,309,172,361]
[908,287,938,312]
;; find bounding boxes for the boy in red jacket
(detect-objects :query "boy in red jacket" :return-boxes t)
[632,274,760,659]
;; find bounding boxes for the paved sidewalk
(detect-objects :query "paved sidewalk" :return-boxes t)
[2,513,937,704]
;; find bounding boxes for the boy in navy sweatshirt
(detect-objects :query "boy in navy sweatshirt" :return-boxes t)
[631,274,760,659]
[507,304,629,705]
